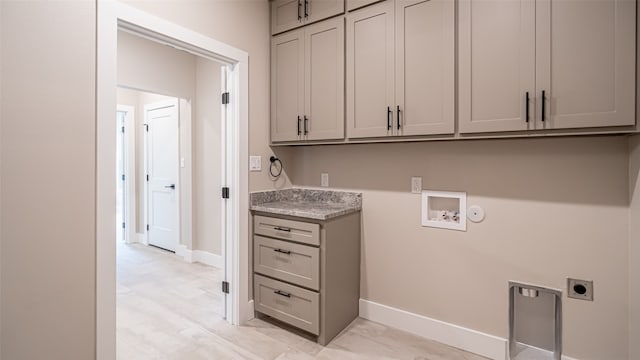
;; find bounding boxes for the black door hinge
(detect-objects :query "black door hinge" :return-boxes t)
[144,124,149,132]
[222,92,230,105]
[222,281,229,294]
[121,126,125,133]
[121,174,125,181]
[222,187,229,199]
[122,222,125,229]
[146,174,149,181]
[146,224,150,231]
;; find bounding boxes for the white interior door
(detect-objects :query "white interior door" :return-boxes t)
[145,100,179,252]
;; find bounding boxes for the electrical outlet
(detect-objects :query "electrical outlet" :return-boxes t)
[249,156,262,171]
[321,173,329,187]
[411,177,422,193]
[567,278,594,301]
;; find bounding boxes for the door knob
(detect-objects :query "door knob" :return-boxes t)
[164,184,176,189]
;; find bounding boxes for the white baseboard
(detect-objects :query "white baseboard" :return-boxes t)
[359,299,579,360]
[247,300,255,320]
[175,244,193,262]
[175,245,222,268]
[359,299,506,360]
[136,233,147,245]
[192,250,223,268]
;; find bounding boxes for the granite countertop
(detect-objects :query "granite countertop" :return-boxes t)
[250,188,362,220]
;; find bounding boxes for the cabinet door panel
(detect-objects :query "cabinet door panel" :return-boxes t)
[346,1,395,139]
[306,0,344,24]
[272,0,303,35]
[396,0,454,136]
[536,0,635,129]
[305,18,345,140]
[458,0,535,133]
[271,30,305,142]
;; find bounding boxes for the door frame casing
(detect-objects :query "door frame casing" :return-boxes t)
[116,105,136,244]
[143,99,180,252]
[96,2,250,359]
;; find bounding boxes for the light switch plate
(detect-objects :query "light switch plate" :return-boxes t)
[321,173,329,187]
[250,156,262,171]
[411,177,422,193]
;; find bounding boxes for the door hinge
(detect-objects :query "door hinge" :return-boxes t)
[122,222,125,229]
[222,92,230,105]
[222,281,229,294]
[144,124,149,132]
[121,126,125,133]
[121,174,125,181]
[146,224,150,231]
[222,187,229,199]
[146,174,149,181]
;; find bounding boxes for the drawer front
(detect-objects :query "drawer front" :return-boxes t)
[254,274,320,335]
[254,215,320,246]
[254,235,320,290]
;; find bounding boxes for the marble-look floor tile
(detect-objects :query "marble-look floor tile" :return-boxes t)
[117,243,488,360]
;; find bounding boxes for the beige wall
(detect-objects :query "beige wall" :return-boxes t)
[117,30,196,100]
[194,58,223,255]
[120,0,291,191]
[286,136,629,360]
[0,2,96,359]
[629,134,640,360]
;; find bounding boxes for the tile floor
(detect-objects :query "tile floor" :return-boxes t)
[117,243,488,360]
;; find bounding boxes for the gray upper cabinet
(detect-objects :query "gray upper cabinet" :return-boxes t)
[347,0,454,139]
[271,29,305,142]
[395,0,454,136]
[271,17,345,143]
[536,0,635,130]
[305,18,345,141]
[271,0,345,35]
[346,1,395,138]
[459,0,636,134]
[458,0,535,134]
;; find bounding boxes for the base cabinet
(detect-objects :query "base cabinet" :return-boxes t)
[252,212,361,345]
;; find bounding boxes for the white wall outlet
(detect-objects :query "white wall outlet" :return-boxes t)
[249,156,262,171]
[411,177,422,194]
[321,173,329,187]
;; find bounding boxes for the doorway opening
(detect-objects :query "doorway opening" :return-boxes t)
[115,67,229,355]
[98,4,250,357]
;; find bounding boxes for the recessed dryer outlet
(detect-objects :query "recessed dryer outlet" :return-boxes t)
[567,278,593,301]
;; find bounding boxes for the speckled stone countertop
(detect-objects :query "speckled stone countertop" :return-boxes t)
[250,188,362,220]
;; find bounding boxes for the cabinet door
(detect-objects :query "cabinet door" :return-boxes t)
[272,0,303,35]
[458,0,535,133]
[305,18,345,140]
[346,1,395,139]
[395,0,454,136]
[305,0,345,24]
[271,30,305,142]
[535,0,635,129]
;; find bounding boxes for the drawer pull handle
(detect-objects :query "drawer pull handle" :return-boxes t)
[274,226,291,232]
[274,290,291,298]
[274,248,291,255]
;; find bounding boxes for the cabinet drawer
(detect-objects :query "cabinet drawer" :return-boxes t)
[254,235,320,290]
[254,215,320,246]
[254,274,320,335]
